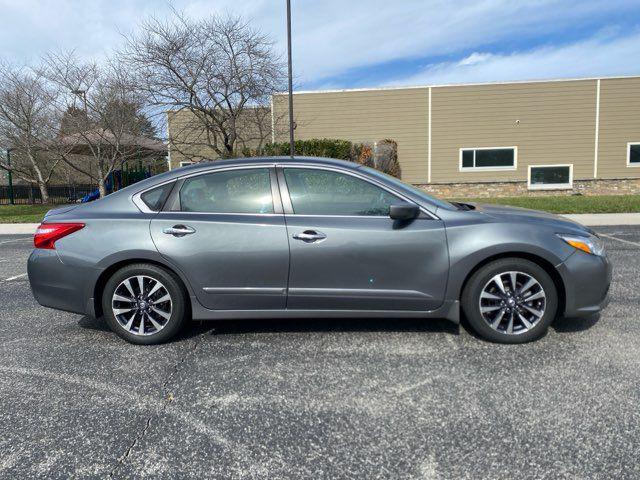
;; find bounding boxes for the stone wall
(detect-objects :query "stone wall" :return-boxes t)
[418,178,640,198]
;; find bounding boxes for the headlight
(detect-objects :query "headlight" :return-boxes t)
[557,233,605,256]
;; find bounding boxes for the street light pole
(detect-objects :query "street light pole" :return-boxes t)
[6,148,14,205]
[286,0,295,158]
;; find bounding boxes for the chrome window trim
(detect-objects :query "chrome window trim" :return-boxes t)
[177,163,277,180]
[156,211,283,217]
[277,163,439,220]
[281,214,392,219]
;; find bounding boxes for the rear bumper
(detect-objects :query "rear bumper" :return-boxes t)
[558,250,612,318]
[28,249,98,316]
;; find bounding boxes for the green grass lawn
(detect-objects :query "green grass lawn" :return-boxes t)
[0,204,61,223]
[448,195,640,214]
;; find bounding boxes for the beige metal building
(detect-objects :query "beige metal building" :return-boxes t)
[167,107,272,169]
[271,76,640,196]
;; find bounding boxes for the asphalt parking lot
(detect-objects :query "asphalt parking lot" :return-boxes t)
[0,227,639,479]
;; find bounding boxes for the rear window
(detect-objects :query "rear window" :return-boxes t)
[140,182,174,211]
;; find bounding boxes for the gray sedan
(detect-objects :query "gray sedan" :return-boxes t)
[28,157,611,344]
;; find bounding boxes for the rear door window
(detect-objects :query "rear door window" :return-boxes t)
[179,168,274,214]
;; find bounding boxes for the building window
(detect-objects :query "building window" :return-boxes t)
[459,147,517,171]
[628,143,640,166]
[528,165,573,190]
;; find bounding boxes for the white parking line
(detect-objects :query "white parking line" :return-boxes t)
[0,237,31,246]
[4,273,27,281]
[598,233,640,247]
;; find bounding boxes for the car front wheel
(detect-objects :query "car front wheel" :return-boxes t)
[102,263,188,344]
[461,258,558,343]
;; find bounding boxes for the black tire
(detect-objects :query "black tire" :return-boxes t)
[102,263,188,345]
[461,258,558,344]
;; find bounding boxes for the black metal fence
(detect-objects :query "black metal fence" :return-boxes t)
[0,184,95,205]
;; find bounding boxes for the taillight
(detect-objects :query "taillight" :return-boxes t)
[34,223,85,249]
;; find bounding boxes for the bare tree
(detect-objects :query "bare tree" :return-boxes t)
[0,63,63,203]
[121,12,286,160]
[43,52,163,198]
[236,106,275,155]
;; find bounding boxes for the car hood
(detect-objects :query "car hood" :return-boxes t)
[472,203,593,234]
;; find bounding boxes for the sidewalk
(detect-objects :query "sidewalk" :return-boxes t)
[561,213,640,226]
[0,223,40,235]
[1,213,640,235]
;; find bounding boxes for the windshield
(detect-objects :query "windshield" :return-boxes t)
[358,166,456,210]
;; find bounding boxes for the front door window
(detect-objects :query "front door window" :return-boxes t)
[283,168,399,216]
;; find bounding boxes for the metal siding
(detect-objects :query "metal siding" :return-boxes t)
[598,77,640,179]
[168,77,640,185]
[430,80,598,183]
[167,109,271,169]
[273,89,430,183]
[167,110,218,169]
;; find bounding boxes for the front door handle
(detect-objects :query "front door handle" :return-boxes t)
[293,230,327,243]
[163,225,196,237]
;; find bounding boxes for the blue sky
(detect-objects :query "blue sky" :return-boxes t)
[1,0,640,90]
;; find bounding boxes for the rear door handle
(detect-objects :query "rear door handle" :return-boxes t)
[163,225,196,237]
[293,230,327,243]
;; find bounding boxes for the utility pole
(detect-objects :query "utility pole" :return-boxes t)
[6,148,14,205]
[286,0,295,158]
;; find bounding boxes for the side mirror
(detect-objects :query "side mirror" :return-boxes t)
[389,203,420,221]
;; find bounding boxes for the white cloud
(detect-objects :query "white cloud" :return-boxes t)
[384,30,640,86]
[0,0,166,61]
[458,53,494,67]
[0,0,639,86]
[280,0,640,84]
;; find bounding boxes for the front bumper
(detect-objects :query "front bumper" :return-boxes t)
[558,250,612,318]
[28,249,98,316]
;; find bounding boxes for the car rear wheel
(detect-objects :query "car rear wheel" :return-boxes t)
[461,258,558,343]
[102,263,188,344]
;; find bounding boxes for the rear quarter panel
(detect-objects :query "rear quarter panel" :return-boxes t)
[38,192,194,315]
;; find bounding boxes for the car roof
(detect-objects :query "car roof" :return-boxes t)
[175,156,360,175]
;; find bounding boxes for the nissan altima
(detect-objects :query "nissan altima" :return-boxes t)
[28,157,611,344]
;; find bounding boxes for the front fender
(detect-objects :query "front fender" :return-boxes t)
[444,221,575,301]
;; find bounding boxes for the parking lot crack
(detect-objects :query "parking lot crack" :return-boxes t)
[108,334,203,479]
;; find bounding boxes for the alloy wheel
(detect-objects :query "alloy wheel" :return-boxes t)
[478,271,546,335]
[111,275,172,336]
